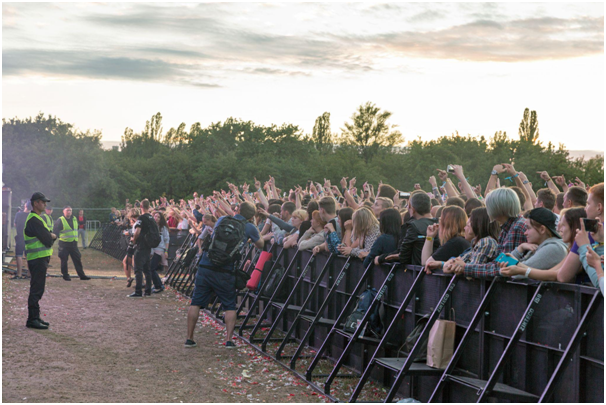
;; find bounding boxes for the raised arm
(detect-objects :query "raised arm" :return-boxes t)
[452,165,477,199]
[254,177,269,209]
[485,164,505,195]
[537,171,561,195]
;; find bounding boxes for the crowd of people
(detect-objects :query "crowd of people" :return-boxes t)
[105,164,603,347]
[117,164,603,296]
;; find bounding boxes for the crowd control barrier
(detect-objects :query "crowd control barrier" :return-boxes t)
[140,236,606,403]
[89,223,190,266]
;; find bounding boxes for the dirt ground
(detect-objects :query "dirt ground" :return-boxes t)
[2,248,329,403]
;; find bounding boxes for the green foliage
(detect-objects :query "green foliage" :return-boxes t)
[311,112,333,153]
[2,108,602,210]
[341,102,403,163]
[518,108,540,144]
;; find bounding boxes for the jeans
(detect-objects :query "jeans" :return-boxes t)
[149,253,164,290]
[134,248,152,295]
[78,228,87,248]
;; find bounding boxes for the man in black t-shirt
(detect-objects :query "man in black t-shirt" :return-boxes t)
[127,199,153,298]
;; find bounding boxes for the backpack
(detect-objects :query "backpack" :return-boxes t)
[343,288,383,337]
[181,245,199,268]
[207,216,246,267]
[141,214,161,249]
[260,265,288,301]
[400,314,430,361]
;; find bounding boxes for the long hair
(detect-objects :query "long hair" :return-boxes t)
[559,207,587,245]
[469,207,499,246]
[153,210,169,231]
[352,207,379,240]
[379,208,402,246]
[439,206,467,245]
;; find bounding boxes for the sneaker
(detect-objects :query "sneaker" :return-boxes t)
[184,339,197,348]
[37,318,50,326]
[151,288,164,294]
[127,292,143,298]
[80,276,91,280]
[10,275,21,280]
[26,319,49,330]
[144,291,152,297]
[63,276,72,281]
[225,341,237,348]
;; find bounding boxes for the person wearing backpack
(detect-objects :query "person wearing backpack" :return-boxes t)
[185,202,264,349]
[127,199,159,298]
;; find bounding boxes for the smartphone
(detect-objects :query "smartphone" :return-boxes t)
[495,252,519,266]
[582,218,599,234]
[399,192,411,199]
[447,165,455,174]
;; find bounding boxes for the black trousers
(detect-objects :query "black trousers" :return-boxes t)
[27,257,49,321]
[59,242,86,278]
[149,253,164,290]
[134,249,152,295]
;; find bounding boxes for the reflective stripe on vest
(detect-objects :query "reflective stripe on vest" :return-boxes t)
[24,213,53,260]
[59,216,78,242]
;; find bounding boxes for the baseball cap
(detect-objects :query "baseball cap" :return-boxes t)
[528,207,561,239]
[30,192,51,203]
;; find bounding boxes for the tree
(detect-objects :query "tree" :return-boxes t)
[311,112,333,153]
[518,108,540,144]
[341,102,403,163]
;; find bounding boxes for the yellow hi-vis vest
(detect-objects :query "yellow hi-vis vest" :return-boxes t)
[59,216,78,242]
[42,213,53,229]
[24,213,53,260]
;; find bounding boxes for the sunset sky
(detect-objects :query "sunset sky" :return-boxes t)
[2,2,604,150]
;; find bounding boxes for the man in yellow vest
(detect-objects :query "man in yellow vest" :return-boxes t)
[24,192,57,329]
[53,205,90,281]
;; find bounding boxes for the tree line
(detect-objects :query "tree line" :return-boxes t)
[3,105,603,214]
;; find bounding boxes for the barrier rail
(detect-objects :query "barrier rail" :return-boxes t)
[114,234,606,403]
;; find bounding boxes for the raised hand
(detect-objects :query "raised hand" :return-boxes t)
[348,177,356,189]
[536,171,551,182]
[254,177,261,190]
[554,175,567,188]
[574,177,586,189]
[429,176,437,188]
[452,164,465,179]
[426,223,439,238]
[436,169,448,181]
[340,177,348,189]
[502,163,516,175]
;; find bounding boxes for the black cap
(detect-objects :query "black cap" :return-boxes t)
[528,207,561,239]
[30,192,50,203]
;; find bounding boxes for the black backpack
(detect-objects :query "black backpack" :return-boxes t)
[343,288,383,337]
[141,214,161,249]
[207,216,246,267]
[260,265,287,301]
[400,314,430,361]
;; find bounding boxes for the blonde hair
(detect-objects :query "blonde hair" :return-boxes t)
[352,207,379,240]
[292,209,308,222]
[439,206,467,245]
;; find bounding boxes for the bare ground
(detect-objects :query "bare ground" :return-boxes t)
[1,249,329,403]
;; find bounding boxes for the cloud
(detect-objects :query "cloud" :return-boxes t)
[349,16,603,62]
[2,3,603,88]
[2,49,221,87]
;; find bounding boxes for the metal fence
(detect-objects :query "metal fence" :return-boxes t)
[162,240,603,403]
[88,223,190,265]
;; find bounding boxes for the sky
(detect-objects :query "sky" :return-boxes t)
[2,2,604,150]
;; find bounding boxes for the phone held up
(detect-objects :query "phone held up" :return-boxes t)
[582,218,599,234]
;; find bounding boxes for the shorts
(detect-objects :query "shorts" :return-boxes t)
[190,266,237,310]
[14,238,25,257]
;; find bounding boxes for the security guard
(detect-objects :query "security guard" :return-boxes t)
[53,205,90,281]
[24,192,56,329]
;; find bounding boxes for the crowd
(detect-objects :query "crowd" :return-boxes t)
[108,164,602,347]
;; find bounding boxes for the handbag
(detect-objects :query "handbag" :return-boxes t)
[234,268,251,290]
[426,308,456,369]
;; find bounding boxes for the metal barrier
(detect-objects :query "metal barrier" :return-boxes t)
[108,235,606,403]
[86,220,101,233]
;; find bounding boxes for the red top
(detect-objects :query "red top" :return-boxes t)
[167,216,178,228]
[78,215,85,229]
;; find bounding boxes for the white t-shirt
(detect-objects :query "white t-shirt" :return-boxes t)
[177,218,189,230]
